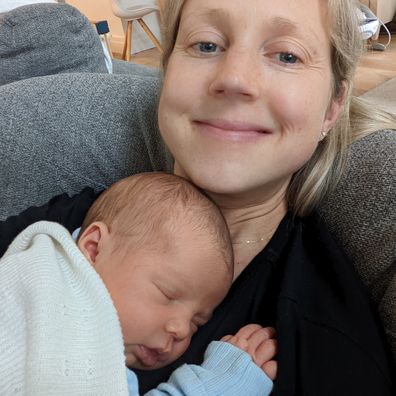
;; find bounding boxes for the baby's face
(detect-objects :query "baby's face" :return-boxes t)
[94,228,232,370]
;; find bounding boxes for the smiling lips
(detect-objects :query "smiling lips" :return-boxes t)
[194,119,272,138]
[136,345,171,367]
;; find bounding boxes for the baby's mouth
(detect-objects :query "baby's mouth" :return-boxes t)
[136,345,170,367]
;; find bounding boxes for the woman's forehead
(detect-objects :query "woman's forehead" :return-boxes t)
[179,0,330,34]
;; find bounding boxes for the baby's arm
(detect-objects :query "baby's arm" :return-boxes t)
[144,324,275,396]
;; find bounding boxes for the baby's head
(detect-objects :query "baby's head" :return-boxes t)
[77,172,233,369]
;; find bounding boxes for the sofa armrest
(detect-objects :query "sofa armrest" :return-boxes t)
[319,129,396,359]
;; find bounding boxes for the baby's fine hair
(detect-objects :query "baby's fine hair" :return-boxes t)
[80,172,233,272]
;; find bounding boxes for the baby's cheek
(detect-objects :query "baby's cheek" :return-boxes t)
[173,338,192,361]
[124,348,137,367]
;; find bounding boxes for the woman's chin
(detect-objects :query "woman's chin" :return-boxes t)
[193,174,265,202]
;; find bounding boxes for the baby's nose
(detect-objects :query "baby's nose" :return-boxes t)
[165,318,192,341]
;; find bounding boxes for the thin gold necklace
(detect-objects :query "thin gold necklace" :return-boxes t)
[232,235,270,245]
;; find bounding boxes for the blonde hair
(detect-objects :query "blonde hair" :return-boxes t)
[160,0,396,216]
[80,172,233,270]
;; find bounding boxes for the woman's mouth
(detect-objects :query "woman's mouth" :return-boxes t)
[194,119,272,141]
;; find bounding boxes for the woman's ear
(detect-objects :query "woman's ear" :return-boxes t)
[321,80,349,138]
[77,222,110,265]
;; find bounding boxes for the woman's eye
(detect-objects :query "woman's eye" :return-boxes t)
[193,42,220,54]
[278,52,299,64]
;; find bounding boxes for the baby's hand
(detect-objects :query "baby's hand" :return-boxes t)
[221,324,277,380]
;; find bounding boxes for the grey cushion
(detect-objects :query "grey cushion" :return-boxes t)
[320,129,396,358]
[0,72,173,218]
[0,3,108,86]
[112,59,160,77]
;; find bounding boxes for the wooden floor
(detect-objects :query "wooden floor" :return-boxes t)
[114,47,161,69]
[354,33,396,95]
[115,32,396,96]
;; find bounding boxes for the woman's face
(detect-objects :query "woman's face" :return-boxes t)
[158,0,345,201]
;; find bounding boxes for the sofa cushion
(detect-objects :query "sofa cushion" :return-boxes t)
[112,59,161,77]
[0,3,108,86]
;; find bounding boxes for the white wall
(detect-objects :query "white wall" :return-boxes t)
[66,0,161,54]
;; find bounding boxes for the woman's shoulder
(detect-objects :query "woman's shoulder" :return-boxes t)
[248,211,363,298]
[255,211,381,338]
[0,187,100,256]
[281,211,365,293]
[275,212,394,389]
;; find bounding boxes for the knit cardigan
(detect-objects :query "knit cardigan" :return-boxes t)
[0,221,128,395]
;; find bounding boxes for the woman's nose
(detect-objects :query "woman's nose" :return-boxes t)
[208,49,261,100]
[165,318,192,341]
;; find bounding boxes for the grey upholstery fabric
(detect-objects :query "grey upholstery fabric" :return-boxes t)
[320,130,396,358]
[112,59,160,77]
[0,2,167,215]
[0,3,108,86]
[0,72,173,218]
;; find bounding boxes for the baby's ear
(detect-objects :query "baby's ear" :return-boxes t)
[77,222,110,265]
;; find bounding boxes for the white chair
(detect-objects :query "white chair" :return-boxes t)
[110,0,162,61]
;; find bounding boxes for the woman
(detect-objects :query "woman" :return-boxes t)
[2,0,396,394]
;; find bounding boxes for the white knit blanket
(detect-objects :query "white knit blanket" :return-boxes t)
[0,221,128,396]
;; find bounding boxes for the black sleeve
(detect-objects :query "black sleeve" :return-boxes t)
[0,187,101,256]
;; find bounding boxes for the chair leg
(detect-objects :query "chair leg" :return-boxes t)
[137,18,163,53]
[122,23,128,60]
[124,20,132,61]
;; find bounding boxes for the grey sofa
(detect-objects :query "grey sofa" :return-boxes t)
[0,3,395,361]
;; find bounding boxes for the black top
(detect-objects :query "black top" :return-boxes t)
[1,189,394,395]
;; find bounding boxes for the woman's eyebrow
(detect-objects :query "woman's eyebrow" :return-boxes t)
[267,16,321,42]
[182,8,232,25]
[181,10,321,44]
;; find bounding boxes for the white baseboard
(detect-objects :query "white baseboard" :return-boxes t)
[108,34,125,55]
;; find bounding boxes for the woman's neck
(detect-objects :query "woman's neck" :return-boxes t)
[208,185,289,280]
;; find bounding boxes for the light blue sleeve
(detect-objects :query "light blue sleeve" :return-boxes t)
[126,366,140,395]
[143,341,273,396]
